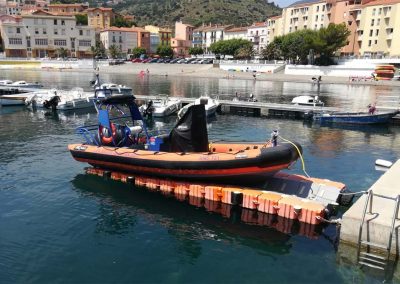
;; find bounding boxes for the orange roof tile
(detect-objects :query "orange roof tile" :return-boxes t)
[364,0,400,6]
[225,26,248,32]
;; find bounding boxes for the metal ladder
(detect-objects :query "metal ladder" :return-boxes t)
[357,190,400,270]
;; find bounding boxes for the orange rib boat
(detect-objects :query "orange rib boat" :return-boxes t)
[68,94,302,184]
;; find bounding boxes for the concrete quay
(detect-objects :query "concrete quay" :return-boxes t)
[340,159,400,255]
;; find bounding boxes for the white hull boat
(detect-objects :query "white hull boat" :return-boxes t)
[149,97,182,117]
[291,95,324,106]
[1,81,44,88]
[178,96,220,119]
[96,83,132,96]
[26,88,94,111]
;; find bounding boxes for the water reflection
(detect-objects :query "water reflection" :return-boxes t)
[72,174,296,261]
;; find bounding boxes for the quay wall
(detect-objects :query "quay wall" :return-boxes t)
[285,64,375,77]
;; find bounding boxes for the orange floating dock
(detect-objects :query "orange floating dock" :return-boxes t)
[85,167,346,226]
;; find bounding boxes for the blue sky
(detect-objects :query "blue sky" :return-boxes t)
[272,0,296,8]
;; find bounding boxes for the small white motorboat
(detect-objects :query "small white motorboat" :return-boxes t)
[10,81,43,88]
[178,96,220,119]
[291,95,324,106]
[0,80,13,86]
[144,96,182,117]
[96,83,132,96]
[26,88,94,111]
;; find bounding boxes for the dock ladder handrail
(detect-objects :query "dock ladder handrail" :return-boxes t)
[357,190,400,270]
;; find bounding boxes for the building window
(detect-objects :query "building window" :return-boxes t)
[315,15,318,21]
[372,8,376,16]
[369,30,373,36]
[54,19,57,25]
[16,27,20,34]
[43,28,46,34]
[368,40,371,46]
[61,20,65,25]
[35,38,48,45]
[374,40,377,44]
[9,38,22,45]
[79,30,83,36]
[376,29,379,36]
[371,19,374,26]
[54,39,67,46]
[54,29,58,35]
[79,40,91,47]
[316,6,319,12]
[35,28,39,34]
[377,19,380,25]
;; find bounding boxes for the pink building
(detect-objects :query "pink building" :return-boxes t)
[171,21,193,57]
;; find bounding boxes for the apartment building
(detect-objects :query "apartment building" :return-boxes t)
[224,26,248,40]
[47,3,88,15]
[171,21,194,57]
[144,25,172,47]
[100,27,138,55]
[192,24,232,53]
[0,10,95,58]
[87,7,115,30]
[266,15,283,43]
[357,0,400,57]
[247,22,269,53]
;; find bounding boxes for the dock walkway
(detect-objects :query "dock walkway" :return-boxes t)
[340,159,400,255]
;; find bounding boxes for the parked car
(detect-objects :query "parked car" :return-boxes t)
[185,58,196,64]
[132,58,143,63]
[163,58,171,63]
[149,58,159,63]
[156,58,165,63]
[169,58,180,64]
[191,59,202,64]
[177,59,187,64]
[202,59,213,64]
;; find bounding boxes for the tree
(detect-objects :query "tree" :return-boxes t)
[132,47,147,58]
[261,41,282,60]
[156,45,173,58]
[108,44,120,59]
[235,45,254,59]
[56,47,68,58]
[188,46,203,56]
[209,39,252,57]
[75,14,87,25]
[91,40,107,58]
[112,15,136,28]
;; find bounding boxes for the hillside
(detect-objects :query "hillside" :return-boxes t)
[114,0,282,28]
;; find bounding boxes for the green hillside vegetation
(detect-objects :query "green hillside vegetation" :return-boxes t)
[114,0,282,28]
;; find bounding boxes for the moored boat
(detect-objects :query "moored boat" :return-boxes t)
[313,110,399,124]
[292,95,324,106]
[149,96,182,117]
[68,94,302,183]
[178,96,220,119]
[25,88,94,111]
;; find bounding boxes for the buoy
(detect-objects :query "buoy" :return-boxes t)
[375,159,393,168]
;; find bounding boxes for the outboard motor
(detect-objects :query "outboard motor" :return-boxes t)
[43,95,61,111]
[142,100,154,119]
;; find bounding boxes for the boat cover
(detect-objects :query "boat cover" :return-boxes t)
[169,104,208,152]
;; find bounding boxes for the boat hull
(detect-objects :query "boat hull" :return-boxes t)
[314,111,398,124]
[0,98,25,106]
[68,142,301,183]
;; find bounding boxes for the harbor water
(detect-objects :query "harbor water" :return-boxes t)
[1,70,400,283]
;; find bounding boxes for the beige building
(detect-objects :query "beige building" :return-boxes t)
[47,3,88,15]
[100,27,138,55]
[144,25,172,46]
[87,7,115,30]
[356,0,400,57]
[282,0,330,34]
[0,10,95,58]
[266,15,283,43]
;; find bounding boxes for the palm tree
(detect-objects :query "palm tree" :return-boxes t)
[57,47,68,58]
[108,44,120,59]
